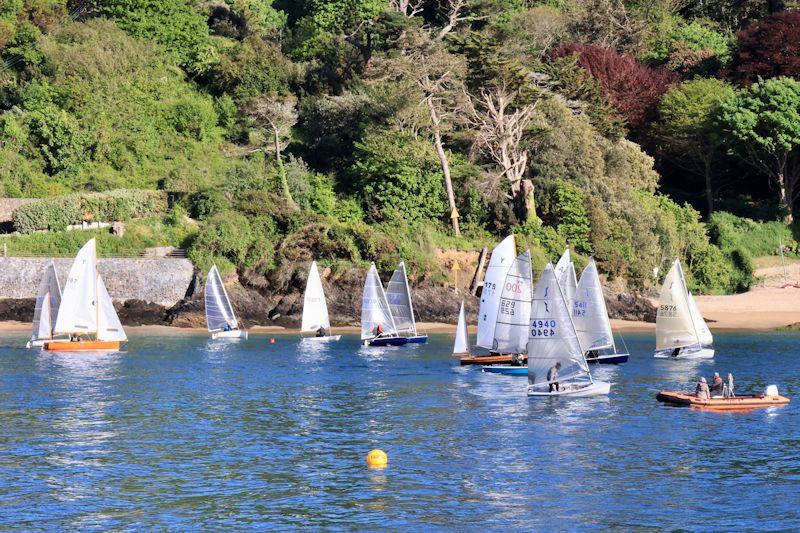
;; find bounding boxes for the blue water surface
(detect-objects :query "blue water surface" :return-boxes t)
[0,331,799,531]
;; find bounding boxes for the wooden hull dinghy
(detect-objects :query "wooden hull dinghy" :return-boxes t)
[656,390,790,410]
[45,340,122,352]
[460,354,526,366]
[482,365,527,375]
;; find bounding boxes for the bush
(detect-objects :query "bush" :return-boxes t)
[189,189,231,221]
[12,189,168,233]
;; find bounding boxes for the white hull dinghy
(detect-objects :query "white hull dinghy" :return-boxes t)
[526,263,610,398]
[361,263,407,346]
[300,260,340,342]
[205,265,248,340]
[654,260,713,359]
[573,259,628,364]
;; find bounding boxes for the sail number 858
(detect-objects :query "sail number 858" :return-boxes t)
[530,319,556,337]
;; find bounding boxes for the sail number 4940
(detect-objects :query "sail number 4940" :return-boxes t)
[530,319,556,337]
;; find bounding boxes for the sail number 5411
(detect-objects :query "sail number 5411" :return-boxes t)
[530,319,556,337]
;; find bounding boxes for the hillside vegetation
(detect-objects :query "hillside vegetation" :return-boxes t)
[2,0,800,294]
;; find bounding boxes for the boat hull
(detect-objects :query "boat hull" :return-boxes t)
[587,352,629,365]
[527,381,611,397]
[212,330,248,340]
[302,335,342,342]
[460,354,527,366]
[656,391,790,410]
[654,346,714,359]
[44,340,122,352]
[405,335,428,344]
[365,336,409,347]
[482,365,528,375]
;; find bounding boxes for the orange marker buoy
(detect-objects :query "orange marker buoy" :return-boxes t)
[270,338,276,344]
[366,449,387,469]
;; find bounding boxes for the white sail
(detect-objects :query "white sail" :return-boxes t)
[96,274,127,342]
[554,248,578,305]
[477,235,516,350]
[386,261,416,334]
[205,265,239,332]
[527,264,589,387]
[492,250,533,354]
[655,260,697,350]
[54,239,98,335]
[360,263,397,340]
[453,301,469,354]
[301,261,331,333]
[573,259,614,351]
[687,290,713,346]
[31,262,61,341]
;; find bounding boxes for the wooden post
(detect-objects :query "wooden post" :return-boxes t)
[452,262,460,291]
[470,246,489,295]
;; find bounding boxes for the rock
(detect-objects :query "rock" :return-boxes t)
[112,221,125,236]
[606,292,657,322]
[115,299,167,326]
[0,298,34,322]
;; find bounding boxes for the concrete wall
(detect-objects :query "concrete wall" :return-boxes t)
[0,257,196,306]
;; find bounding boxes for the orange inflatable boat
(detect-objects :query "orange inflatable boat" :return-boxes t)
[656,390,790,410]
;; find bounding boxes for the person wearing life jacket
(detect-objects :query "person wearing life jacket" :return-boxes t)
[548,362,561,392]
[710,372,724,396]
[374,323,384,338]
[695,377,710,399]
[316,326,327,337]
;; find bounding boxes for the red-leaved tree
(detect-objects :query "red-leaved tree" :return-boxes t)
[731,10,800,85]
[552,44,677,128]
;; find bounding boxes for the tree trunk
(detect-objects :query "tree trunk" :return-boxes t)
[273,125,296,209]
[704,158,714,216]
[778,171,793,225]
[428,99,459,236]
[510,179,537,224]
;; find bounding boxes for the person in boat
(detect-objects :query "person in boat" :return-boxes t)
[223,323,232,332]
[671,347,681,357]
[548,362,561,392]
[374,323,384,338]
[316,326,327,338]
[710,372,724,396]
[511,353,524,366]
[695,377,710,399]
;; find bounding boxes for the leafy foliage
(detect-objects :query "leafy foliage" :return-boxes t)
[731,11,800,85]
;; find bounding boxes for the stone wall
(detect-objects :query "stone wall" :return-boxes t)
[0,257,196,306]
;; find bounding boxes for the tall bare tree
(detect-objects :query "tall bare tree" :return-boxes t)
[244,94,298,209]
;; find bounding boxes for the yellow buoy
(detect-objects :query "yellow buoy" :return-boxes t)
[366,449,388,468]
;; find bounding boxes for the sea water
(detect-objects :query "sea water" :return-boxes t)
[0,332,798,530]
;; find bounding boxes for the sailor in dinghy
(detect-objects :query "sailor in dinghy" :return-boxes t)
[27,261,66,348]
[573,259,629,364]
[526,263,610,397]
[654,260,713,359]
[361,263,407,346]
[300,260,341,342]
[205,265,248,339]
[386,261,427,343]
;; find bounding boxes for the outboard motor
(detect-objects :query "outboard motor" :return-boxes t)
[765,385,779,397]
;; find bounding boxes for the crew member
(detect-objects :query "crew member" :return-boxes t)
[695,377,710,399]
[710,372,724,396]
[548,362,562,392]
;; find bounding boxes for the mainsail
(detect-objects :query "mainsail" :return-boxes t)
[477,235,516,350]
[54,239,98,335]
[527,263,590,387]
[301,260,331,333]
[361,263,397,340]
[554,248,578,305]
[492,250,533,354]
[573,259,614,352]
[453,302,469,354]
[31,262,61,342]
[655,260,699,350]
[205,264,239,332]
[386,261,416,335]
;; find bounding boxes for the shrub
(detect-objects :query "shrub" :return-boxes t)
[12,189,168,233]
[189,189,231,221]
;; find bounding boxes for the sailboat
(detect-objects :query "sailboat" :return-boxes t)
[654,259,713,359]
[452,301,470,355]
[27,261,65,348]
[460,235,519,365]
[301,260,341,341]
[554,248,578,306]
[386,261,427,343]
[574,259,629,364]
[44,238,127,352]
[526,263,610,397]
[205,264,248,339]
[361,262,407,346]
[480,249,535,376]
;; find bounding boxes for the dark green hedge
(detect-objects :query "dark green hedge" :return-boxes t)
[12,190,168,234]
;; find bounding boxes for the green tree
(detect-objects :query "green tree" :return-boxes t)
[716,77,800,224]
[654,78,735,214]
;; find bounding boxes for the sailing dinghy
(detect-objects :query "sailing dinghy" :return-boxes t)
[526,263,610,397]
[44,239,127,352]
[361,262,407,346]
[27,261,65,348]
[460,235,521,365]
[452,302,470,355]
[654,260,713,359]
[386,261,427,343]
[205,265,248,339]
[573,259,628,364]
[301,261,341,341]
